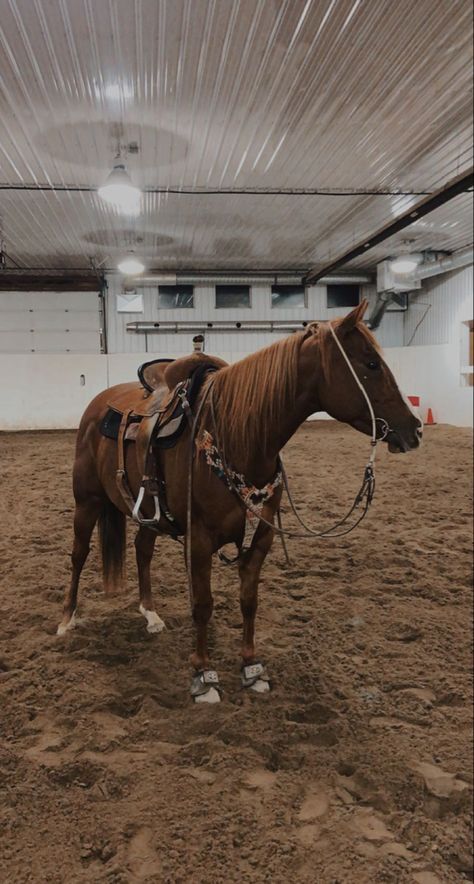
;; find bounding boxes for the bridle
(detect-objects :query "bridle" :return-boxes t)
[184,322,394,600]
[328,323,392,450]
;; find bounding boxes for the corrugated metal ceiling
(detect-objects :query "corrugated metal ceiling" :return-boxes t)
[0,0,472,272]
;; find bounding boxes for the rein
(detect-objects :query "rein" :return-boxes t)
[185,380,214,606]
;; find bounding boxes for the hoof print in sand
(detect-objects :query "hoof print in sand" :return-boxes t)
[351,809,393,842]
[298,783,330,821]
[125,827,162,881]
[411,760,471,818]
[243,768,277,791]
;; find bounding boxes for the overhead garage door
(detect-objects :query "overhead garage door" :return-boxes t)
[0,291,102,353]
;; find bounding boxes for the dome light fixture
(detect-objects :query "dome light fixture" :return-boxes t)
[98,162,141,215]
[117,254,145,275]
[390,251,423,274]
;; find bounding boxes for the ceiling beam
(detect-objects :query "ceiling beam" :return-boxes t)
[0,273,100,291]
[303,168,474,284]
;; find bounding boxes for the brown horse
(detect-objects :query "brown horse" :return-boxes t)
[57,301,422,702]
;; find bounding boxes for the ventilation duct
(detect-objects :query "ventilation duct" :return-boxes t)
[412,247,473,280]
[123,271,371,287]
[366,292,396,330]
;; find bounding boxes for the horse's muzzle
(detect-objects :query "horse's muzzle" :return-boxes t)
[387,422,423,453]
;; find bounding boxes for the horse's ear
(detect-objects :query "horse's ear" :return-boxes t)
[336,299,369,336]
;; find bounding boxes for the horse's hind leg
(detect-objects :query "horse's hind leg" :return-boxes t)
[135,526,165,633]
[57,496,102,635]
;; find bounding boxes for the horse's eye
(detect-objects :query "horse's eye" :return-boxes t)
[367,360,380,370]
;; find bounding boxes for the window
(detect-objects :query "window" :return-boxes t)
[158,285,194,308]
[327,284,360,309]
[215,285,250,309]
[271,285,306,308]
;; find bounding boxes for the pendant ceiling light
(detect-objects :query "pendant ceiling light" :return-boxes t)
[117,254,145,275]
[98,162,141,215]
[390,253,423,274]
[390,242,423,274]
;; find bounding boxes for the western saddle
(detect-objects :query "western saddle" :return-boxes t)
[100,346,227,534]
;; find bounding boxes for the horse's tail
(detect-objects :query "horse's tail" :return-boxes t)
[98,498,126,593]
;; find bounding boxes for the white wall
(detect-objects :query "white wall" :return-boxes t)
[0,354,107,430]
[2,342,468,431]
[0,343,470,432]
[400,265,473,427]
[404,265,472,347]
[385,344,471,428]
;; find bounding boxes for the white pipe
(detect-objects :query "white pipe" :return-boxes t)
[130,273,178,285]
[318,275,371,285]
[180,274,303,286]
[126,320,316,333]
[124,271,371,287]
[413,247,473,280]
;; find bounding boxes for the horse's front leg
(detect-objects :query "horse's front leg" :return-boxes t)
[187,529,220,704]
[238,521,274,693]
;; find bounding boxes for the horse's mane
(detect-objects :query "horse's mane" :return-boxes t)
[209,332,303,463]
[209,320,381,463]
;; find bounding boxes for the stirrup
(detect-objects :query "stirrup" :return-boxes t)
[190,669,221,704]
[132,484,161,528]
[241,661,270,693]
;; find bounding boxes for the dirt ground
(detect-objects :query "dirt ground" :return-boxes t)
[0,422,472,884]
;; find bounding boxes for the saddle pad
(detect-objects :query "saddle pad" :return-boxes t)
[100,408,121,440]
[99,403,187,449]
[100,408,141,441]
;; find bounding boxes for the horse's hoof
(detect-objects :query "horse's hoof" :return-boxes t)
[139,605,166,633]
[194,686,221,704]
[191,669,221,704]
[241,662,270,693]
[56,612,76,636]
[147,621,165,634]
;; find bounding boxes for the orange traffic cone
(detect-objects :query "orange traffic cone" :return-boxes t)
[426,407,436,425]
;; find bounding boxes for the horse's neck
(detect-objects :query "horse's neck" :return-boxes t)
[232,376,320,485]
[206,337,322,484]
[267,388,320,456]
